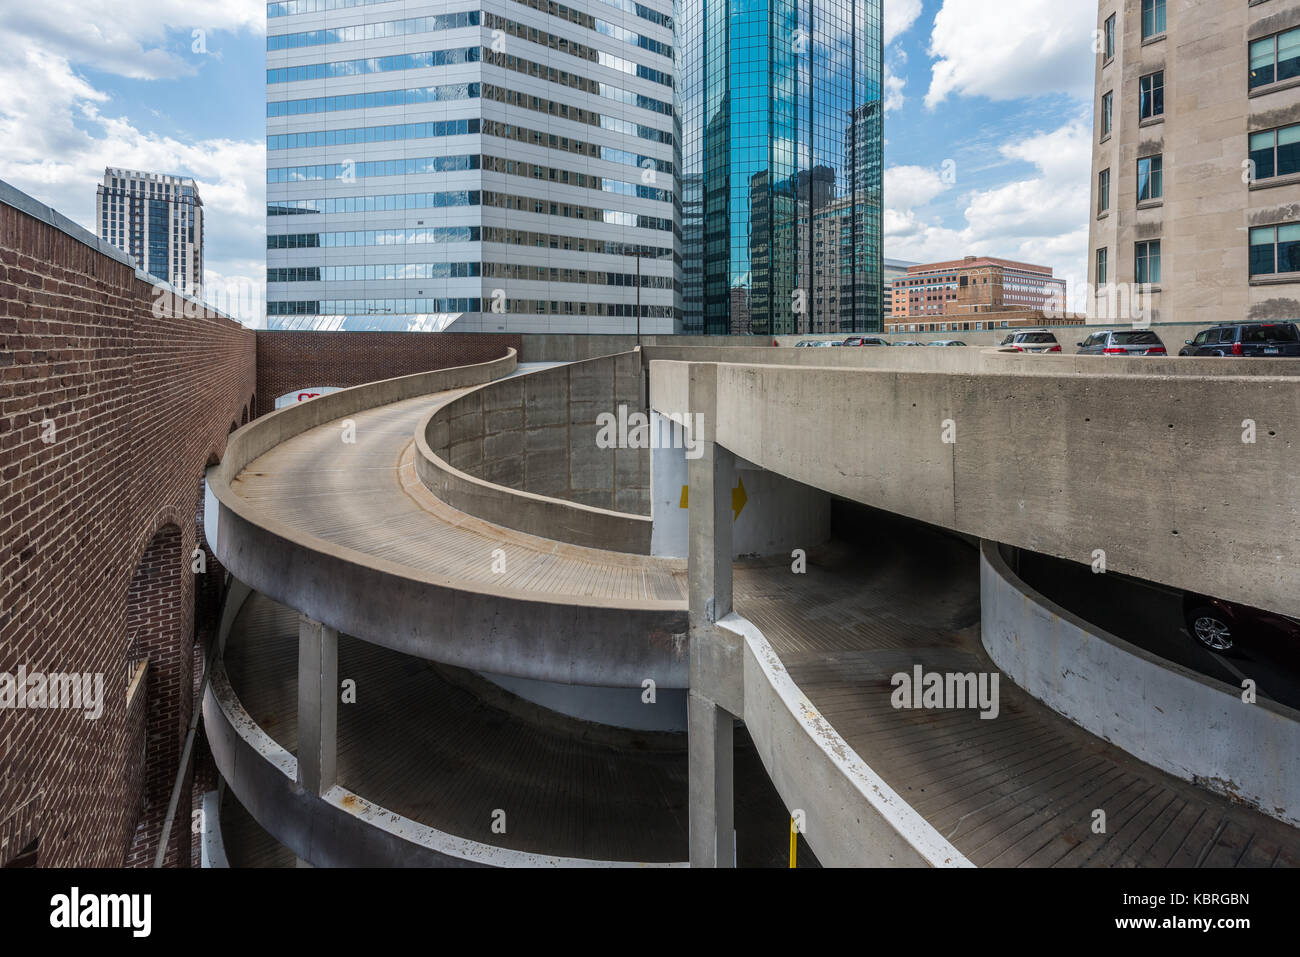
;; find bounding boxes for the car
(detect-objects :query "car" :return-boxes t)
[927,340,968,347]
[1178,322,1300,357]
[893,340,925,347]
[1075,329,1168,356]
[1183,592,1300,655]
[842,336,889,347]
[998,330,1062,353]
[794,339,817,347]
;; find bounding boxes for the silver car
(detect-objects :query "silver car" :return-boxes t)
[1076,329,1168,356]
[927,340,968,347]
[999,330,1062,353]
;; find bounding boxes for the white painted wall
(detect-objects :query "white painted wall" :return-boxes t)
[650,411,831,558]
[981,542,1300,828]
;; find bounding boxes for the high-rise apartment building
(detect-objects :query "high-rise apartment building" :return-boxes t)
[96,168,204,295]
[681,0,884,335]
[1088,0,1300,325]
[265,0,680,333]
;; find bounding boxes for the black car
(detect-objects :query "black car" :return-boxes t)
[1183,592,1300,655]
[1178,322,1300,357]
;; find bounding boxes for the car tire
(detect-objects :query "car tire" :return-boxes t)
[1186,606,1236,653]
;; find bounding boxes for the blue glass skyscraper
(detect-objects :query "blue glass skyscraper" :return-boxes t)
[681,0,883,335]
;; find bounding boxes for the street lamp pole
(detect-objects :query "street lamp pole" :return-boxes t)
[636,247,642,346]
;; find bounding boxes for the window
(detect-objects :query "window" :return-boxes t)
[1141,0,1165,39]
[1104,14,1116,61]
[1250,28,1300,88]
[1249,124,1300,180]
[1137,155,1163,201]
[1136,240,1162,284]
[1249,224,1300,275]
[1139,71,1164,120]
[1102,91,1113,136]
[1098,169,1111,213]
[1096,247,1109,285]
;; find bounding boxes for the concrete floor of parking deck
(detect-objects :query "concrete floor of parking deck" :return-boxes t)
[738,513,1300,868]
[231,383,1300,867]
[222,593,814,866]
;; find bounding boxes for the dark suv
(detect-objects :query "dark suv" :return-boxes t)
[1183,592,1300,655]
[1179,322,1300,357]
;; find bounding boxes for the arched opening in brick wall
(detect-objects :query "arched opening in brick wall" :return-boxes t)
[241,405,248,425]
[122,522,193,867]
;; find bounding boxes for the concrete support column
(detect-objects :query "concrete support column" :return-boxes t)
[297,615,337,797]
[686,362,741,867]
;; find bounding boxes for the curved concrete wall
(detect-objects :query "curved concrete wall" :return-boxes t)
[721,614,972,868]
[416,352,653,553]
[208,350,688,688]
[650,359,1300,618]
[203,658,685,867]
[980,541,1300,827]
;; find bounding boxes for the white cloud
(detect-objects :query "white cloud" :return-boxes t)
[885,119,1091,304]
[925,0,1096,109]
[884,0,924,46]
[884,164,952,211]
[0,23,265,324]
[4,1,264,80]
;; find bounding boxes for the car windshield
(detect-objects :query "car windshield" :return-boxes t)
[1241,324,1300,343]
[1019,332,1057,343]
[1112,331,1161,344]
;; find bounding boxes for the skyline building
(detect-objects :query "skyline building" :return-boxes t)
[1087,0,1300,326]
[681,0,884,335]
[96,168,204,295]
[265,0,680,333]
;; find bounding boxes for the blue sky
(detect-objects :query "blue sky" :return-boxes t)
[0,0,1100,322]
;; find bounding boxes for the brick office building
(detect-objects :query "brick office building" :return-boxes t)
[892,256,1068,319]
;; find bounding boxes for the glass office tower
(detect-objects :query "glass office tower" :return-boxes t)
[681,0,882,335]
[265,0,681,333]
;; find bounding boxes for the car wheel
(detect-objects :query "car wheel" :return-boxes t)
[1186,607,1235,653]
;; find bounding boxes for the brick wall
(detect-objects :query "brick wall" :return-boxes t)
[0,198,256,867]
[255,331,520,417]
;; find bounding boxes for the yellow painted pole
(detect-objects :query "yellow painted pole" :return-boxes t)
[789,816,797,868]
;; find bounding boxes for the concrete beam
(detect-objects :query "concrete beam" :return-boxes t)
[297,616,337,796]
[687,692,734,868]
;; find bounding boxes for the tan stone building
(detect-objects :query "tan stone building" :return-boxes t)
[1088,0,1300,325]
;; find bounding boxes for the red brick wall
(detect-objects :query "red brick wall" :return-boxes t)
[0,199,256,867]
[255,331,520,417]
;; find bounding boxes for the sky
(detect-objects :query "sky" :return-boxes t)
[0,0,1099,324]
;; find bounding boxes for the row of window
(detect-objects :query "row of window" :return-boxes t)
[1097,155,1163,213]
[267,0,671,32]
[267,48,480,85]
[267,119,479,151]
[267,298,676,318]
[1094,241,1162,286]
[269,263,481,282]
[1099,71,1163,138]
[268,83,478,118]
[1096,230,1300,284]
[267,12,480,50]
[267,187,667,230]
[268,227,678,258]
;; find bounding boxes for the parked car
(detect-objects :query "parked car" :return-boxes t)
[998,330,1062,353]
[1183,592,1300,655]
[927,340,968,347]
[794,339,817,347]
[1075,329,1168,356]
[842,336,890,347]
[1179,322,1300,357]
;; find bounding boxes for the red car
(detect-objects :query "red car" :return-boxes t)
[1183,592,1300,654]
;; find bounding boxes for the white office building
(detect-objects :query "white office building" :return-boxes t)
[265,0,681,333]
[97,168,204,295]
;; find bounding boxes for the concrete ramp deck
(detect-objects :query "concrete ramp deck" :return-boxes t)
[222,592,806,865]
[230,389,687,605]
[734,518,1300,868]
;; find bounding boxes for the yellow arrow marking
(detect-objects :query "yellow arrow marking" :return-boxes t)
[679,485,689,508]
[732,475,747,521]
